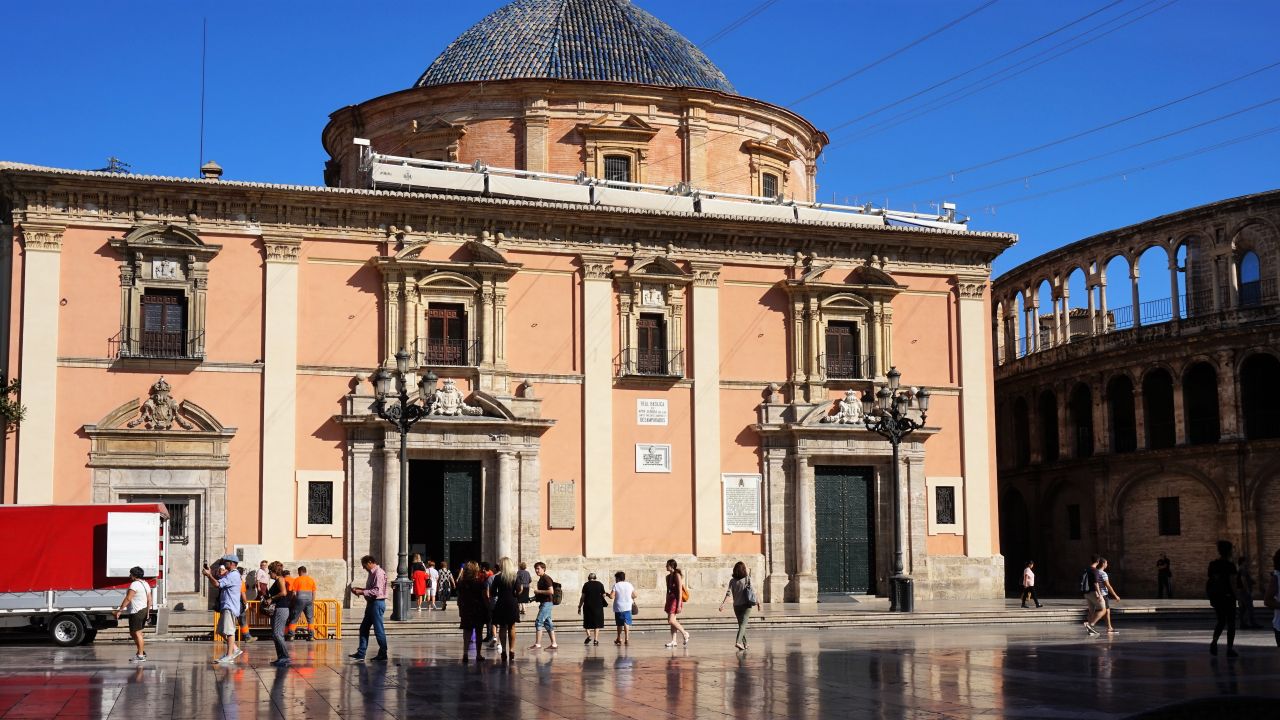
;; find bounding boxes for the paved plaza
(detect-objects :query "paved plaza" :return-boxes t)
[0,623,1278,719]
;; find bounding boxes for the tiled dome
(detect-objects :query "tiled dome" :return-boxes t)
[415,0,736,94]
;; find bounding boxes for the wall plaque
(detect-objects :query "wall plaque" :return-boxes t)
[548,480,576,529]
[722,474,762,534]
[636,398,668,426]
[635,443,672,473]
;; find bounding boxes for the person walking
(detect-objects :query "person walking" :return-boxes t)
[718,562,761,651]
[255,560,270,601]
[516,561,533,618]
[436,561,455,611]
[1157,554,1173,599]
[427,559,440,611]
[491,557,523,662]
[203,554,244,664]
[1263,548,1280,647]
[1081,555,1105,637]
[529,562,559,650]
[113,566,152,663]
[1208,540,1239,657]
[410,555,428,612]
[456,561,489,662]
[664,559,689,647]
[1237,556,1259,629]
[264,561,292,666]
[1021,560,1043,608]
[1098,558,1122,634]
[288,566,317,641]
[348,554,388,662]
[609,571,636,646]
[578,572,607,646]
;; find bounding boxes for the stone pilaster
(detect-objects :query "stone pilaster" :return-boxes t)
[262,236,301,557]
[690,262,722,557]
[15,223,63,504]
[955,277,995,557]
[495,450,517,561]
[580,253,614,557]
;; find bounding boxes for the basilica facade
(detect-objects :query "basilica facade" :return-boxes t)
[1,0,1010,603]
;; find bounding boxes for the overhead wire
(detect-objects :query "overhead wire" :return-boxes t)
[854,57,1280,198]
[787,0,1002,107]
[829,0,1178,149]
[700,0,780,48]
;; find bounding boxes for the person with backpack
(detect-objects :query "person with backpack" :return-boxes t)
[1080,555,1105,637]
[1207,540,1240,657]
[718,561,761,651]
[528,561,559,650]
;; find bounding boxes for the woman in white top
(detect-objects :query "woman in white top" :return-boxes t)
[1098,557,1122,633]
[1021,560,1042,609]
[608,571,637,646]
[113,566,152,663]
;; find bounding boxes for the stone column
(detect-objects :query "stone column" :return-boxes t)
[682,101,710,187]
[793,454,817,601]
[1211,256,1223,312]
[955,279,995,557]
[763,450,789,603]
[1094,377,1110,454]
[1226,255,1240,308]
[384,274,401,366]
[1169,259,1182,320]
[1172,374,1187,446]
[1133,387,1148,449]
[15,224,63,504]
[381,447,399,572]
[1087,284,1098,335]
[691,263,722,558]
[580,254,614,557]
[1029,299,1040,352]
[1216,350,1241,440]
[1098,279,1110,331]
[495,450,517,562]
[523,97,550,173]
[262,237,301,557]
[1130,267,1143,327]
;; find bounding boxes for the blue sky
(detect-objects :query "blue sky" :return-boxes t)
[3,0,1276,278]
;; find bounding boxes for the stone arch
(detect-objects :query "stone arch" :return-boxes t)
[999,486,1031,595]
[120,223,207,247]
[1240,352,1280,440]
[1113,466,1225,596]
[1106,373,1138,453]
[1135,244,1173,324]
[1112,464,1225,521]
[1038,475,1096,590]
[1142,366,1176,449]
[1102,254,1132,330]
[417,271,483,292]
[1182,360,1220,445]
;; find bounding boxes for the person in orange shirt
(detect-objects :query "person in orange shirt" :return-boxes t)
[288,566,318,641]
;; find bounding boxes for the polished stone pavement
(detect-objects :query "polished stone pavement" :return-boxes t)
[1,624,1278,719]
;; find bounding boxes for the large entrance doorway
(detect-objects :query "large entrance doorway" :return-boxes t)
[815,466,875,594]
[408,460,482,573]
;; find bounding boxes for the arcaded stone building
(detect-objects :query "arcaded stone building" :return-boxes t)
[992,189,1280,595]
[1,0,1012,604]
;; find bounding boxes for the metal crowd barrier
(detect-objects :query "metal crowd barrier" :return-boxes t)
[211,599,342,640]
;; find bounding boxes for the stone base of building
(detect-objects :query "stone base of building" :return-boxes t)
[914,555,1006,600]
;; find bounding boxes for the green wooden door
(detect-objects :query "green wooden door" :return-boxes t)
[815,466,875,593]
[439,462,481,570]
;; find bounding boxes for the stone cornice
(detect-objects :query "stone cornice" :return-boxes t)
[18,222,64,251]
[263,236,302,263]
[579,252,614,280]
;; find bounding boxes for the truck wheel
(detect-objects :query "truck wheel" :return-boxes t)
[49,614,87,647]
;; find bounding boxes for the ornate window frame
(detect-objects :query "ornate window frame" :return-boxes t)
[580,115,658,184]
[614,256,689,379]
[296,470,344,538]
[405,117,467,162]
[375,233,520,392]
[742,138,798,199]
[926,476,965,535]
[784,259,904,402]
[109,223,221,362]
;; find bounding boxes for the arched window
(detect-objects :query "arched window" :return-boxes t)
[603,154,632,184]
[1183,362,1220,445]
[1143,369,1176,449]
[1038,389,1059,463]
[761,172,779,199]
[1107,375,1137,453]
[1239,251,1261,306]
[1013,396,1031,468]
[1241,353,1280,439]
[1069,384,1093,458]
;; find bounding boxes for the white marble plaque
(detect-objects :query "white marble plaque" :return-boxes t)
[636,398,668,426]
[152,258,179,279]
[641,286,665,307]
[722,474,762,534]
[635,444,672,473]
[548,480,576,529]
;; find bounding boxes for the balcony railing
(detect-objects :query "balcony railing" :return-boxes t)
[110,328,205,360]
[819,353,876,380]
[616,347,685,378]
[413,338,479,367]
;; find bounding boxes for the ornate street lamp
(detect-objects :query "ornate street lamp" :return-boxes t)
[860,366,930,612]
[373,349,437,621]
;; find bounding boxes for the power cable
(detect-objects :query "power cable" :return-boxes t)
[977,123,1280,210]
[701,0,780,48]
[855,57,1280,198]
[925,95,1280,202]
[788,0,1002,107]
[829,0,1176,149]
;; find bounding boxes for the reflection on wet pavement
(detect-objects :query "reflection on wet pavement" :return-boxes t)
[0,625,1277,718]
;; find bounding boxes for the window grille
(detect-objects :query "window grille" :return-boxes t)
[165,502,189,544]
[934,486,956,525]
[308,481,334,525]
[762,172,779,199]
[604,155,631,183]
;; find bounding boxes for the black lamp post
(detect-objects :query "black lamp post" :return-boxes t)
[373,349,436,622]
[860,366,930,612]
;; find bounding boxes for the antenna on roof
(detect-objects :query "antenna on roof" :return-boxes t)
[198,17,207,175]
[94,157,132,174]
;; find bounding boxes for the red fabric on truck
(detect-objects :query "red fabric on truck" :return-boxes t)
[0,504,165,592]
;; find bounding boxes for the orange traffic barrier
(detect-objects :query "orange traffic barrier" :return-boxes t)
[211,599,342,640]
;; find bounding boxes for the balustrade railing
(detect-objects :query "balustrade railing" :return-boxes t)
[413,338,479,367]
[109,328,205,360]
[616,347,685,378]
[819,353,876,380]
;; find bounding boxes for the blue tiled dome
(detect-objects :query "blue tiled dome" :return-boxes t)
[415,0,736,94]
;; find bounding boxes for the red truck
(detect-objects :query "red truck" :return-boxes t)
[0,504,169,646]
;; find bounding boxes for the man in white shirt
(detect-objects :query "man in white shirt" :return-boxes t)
[609,571,637,646]
[427,561,440,610]
[114,566,152,663]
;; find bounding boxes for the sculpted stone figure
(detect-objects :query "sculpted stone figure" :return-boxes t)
[128,376,193,430]
[821,389,863,425]
[429,378,483,416]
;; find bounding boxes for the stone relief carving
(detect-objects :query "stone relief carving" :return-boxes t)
[820,389,864,424]
[127,376,194,430]
[428,378,483,416]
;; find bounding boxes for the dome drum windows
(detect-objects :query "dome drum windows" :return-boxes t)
[580,115,657,185]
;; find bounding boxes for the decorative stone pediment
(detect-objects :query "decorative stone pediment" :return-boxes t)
[84,377,236,469]
[406,116,467,162]
[741,137,800,164]
[110,223,220,258]
[579,114,659,143]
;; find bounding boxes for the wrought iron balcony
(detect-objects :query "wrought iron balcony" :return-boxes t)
[819,353,876,380]
[109,328,205,360]
[413,338,480,367]
[616,347,685,378]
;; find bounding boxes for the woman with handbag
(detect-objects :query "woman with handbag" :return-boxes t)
[718,561,761,651]
[264,561,292,666]
[577,572,607,645]
[664,558,690,647]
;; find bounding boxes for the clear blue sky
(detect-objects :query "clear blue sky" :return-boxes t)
[3,0,1277,278]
